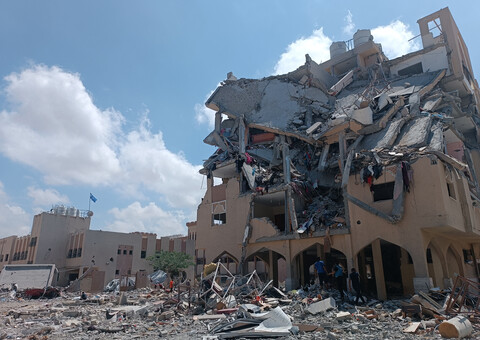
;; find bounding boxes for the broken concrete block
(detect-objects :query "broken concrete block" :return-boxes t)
[351,106,373,125]
[306,297,336,315]
[336,311,351,321]
[117,292,127,305]
[306,121,322,135]
[378,92,393,111]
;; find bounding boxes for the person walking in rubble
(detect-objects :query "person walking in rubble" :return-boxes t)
[349,268,367,305]
[331,262,346,302]
[314,258,327,289]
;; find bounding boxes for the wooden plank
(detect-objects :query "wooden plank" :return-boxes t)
[403,322,420,333]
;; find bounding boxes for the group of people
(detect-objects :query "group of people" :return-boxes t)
[313,258,367,305]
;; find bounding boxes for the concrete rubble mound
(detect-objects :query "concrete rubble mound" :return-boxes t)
[201,53,478,234]
[1,273,480,339]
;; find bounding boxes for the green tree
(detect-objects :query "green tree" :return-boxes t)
[147,251,194,279]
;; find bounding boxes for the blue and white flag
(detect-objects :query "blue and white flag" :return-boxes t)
[90,193,98,203]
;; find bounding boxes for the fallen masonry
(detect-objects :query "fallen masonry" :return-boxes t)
[0,272,480,339]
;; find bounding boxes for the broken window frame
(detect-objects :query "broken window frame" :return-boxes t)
[212,212,227,225]
[427,19,443,38]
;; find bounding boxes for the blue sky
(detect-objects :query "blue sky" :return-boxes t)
[0,1,478,237]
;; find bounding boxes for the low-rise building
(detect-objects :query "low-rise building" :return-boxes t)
[0,206,158,290]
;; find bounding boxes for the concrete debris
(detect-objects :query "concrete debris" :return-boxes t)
[201,51,480,235]
[1,278,479,339]
[306,297,336,314]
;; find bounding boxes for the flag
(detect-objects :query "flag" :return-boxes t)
[90,193,97,203]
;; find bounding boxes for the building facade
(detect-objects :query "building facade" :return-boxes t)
[189,7,480,300]
[0,206,159,290]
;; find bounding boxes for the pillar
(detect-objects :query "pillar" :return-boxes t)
[284,240,295,291]
[372,239,387,300]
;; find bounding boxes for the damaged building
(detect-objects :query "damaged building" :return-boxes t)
[188,7,480,300]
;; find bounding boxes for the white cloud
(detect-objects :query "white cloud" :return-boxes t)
[0,65,204,214]
[273,19,420,76]
[0,181,31,237]
[0,65,122,186]
[117,117,204,209]
[195,90,216,130]
[372,20,421,59]
[27,186,69,207]
[343,10,355,35]
[106,201,187,236]
[274,28,332,75]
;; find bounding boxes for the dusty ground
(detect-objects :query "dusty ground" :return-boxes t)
[0,287,479,339]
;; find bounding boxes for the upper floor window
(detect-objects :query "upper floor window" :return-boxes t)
[372,182,395,201]
[213,213,227,225]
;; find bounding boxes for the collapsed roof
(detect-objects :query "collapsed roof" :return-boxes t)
[200,15,480,233]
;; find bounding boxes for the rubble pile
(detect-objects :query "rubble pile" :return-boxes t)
[1,271,480,339]
[201,53,480,235]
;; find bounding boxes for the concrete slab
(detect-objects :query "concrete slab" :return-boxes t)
[396,116,432,148]
[0,264,57,289]
[360,118,406,151]
[306,297,336,315]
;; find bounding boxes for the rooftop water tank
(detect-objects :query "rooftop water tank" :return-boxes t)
[67,207,78,217]
[55,205,66,215]
[330,41,347,59]
[353,29,373,48]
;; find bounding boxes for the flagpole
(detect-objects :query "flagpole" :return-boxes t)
[89,194,91,212]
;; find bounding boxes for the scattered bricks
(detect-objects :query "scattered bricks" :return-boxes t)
[364,310,377,320]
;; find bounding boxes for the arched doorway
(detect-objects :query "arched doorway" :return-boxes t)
[292,244,347,288]
[446,246,463,281]
[357,239,415,299]
[212,251,239,276]
[245,248,286,287]
[426,242,446,288]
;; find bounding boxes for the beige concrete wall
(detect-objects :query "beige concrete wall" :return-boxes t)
[195,176,250,264]
[79,230,154,287]
[32,212,91,269]
[390,45,449,77]
[0,236,17,270]
[347,158,471,262]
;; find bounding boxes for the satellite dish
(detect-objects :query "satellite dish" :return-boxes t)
[87,211,94,217]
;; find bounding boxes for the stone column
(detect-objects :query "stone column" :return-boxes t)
[372,239,387,300]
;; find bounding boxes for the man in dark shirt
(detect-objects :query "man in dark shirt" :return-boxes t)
[349,268,367,305]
